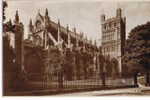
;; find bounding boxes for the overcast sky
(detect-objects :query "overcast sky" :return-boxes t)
[5,0,150,45]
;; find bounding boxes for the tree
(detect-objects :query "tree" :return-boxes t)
[123,22,150,85]
[3,1,8,21]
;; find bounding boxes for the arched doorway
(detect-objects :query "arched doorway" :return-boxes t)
[111,58,119,77]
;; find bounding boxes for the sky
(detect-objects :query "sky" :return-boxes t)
[5,0,150,45]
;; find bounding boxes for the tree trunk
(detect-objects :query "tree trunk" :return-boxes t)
[146,71,150,86]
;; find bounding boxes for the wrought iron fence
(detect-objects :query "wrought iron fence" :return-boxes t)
[25,72,135,91]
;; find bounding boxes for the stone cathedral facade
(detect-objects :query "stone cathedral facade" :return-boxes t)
[101,8,126,73]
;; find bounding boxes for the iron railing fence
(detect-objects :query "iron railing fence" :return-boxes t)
[24,72,135,91]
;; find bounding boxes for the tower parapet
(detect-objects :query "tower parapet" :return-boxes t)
[116,8,122,18]
[101,14,105,23]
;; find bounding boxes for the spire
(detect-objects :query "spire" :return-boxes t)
[14,10,19,24]
[66,24,69,32]
[101,14,105,22]
[80,32,83,38]
[67,24,70,48]
[45,8,48,16]
[89,38,92,44]
[57,19,61,43]
[58,19,60,26]
[101,8,105,23]
[45,9,50,25]
[29,18,33,26]
[94,40,97,46]
[116,8,122,17]
[38,9,41,16]
[8,19,12,26]
[29,18,33,33]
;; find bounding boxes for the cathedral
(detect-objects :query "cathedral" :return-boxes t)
[24,8,100,79]
[3,1,127,94]
[3,7,101,91]
[101,8,126,73]
[27,8,94,50]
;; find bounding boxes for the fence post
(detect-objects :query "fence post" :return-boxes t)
[134,72,138,87]
[101,72,106,87]
[58,71,63,89]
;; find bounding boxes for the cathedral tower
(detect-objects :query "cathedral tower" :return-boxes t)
[13,10,24,72]
[101,8,126,73]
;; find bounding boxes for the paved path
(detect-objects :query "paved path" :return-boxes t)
[54,87,150,96]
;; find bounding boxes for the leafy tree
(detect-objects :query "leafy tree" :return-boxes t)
[3,1,8,21]
[123,22,150,85]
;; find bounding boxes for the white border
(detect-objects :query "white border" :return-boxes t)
[1,0,150,100]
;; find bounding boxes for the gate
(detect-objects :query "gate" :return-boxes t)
[137,72,150,87]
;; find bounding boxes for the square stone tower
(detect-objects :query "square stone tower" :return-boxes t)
[101,8,126,73]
